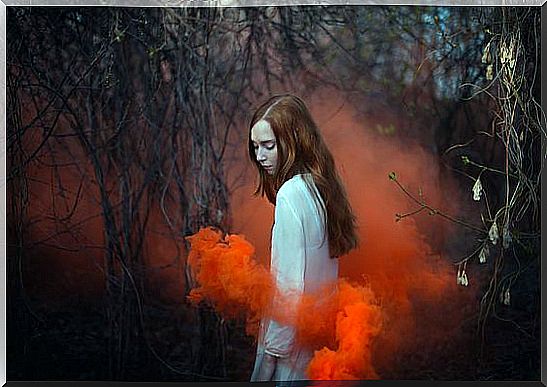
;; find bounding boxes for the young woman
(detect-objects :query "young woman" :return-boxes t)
[248,94,358,381]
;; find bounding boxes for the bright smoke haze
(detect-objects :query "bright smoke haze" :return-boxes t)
[18,88,475,378]
[228,90,475,377]
[187,227,383,380]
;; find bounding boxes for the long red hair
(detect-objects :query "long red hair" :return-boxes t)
[248,94,358,257]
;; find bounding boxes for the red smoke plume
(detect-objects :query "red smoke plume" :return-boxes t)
[306,280,382,380]
[226,89,473,379]
[187,227,384,380]
[307,92,469,369]
[186,227,274,336]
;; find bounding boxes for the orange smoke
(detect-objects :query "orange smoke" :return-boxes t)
[227,88,474,379]
[16,103,188,304]
[187,227,384,380]
[186,227,274,336]
[306,280,382,380]
[306,91,467,369]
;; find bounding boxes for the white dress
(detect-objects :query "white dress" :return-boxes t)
[250,173,339,382]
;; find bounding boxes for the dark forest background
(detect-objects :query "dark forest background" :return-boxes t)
[6,6,543,381]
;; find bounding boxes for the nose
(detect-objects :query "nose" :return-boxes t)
[256,147,267,162]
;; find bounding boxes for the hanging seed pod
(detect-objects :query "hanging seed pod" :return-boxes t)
[479,244,489,264]
[489,221,499,245]
[472,177,483,201]
[481,40,492,64]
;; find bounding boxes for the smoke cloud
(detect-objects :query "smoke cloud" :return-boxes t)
[17,86,475,379]
[226,89,475,379]
[187,227,384,379]
[186,227,274,336]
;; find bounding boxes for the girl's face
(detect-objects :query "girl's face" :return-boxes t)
[251,119,278,175]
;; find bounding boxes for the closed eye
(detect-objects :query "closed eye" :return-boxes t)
[253,141,275,151]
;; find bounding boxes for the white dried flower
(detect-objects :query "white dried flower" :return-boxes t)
[481,41,491,64]
[457,268,469,287]
[500,46,508,64]
[479,244,489,264]
[461,272,469,286]
[489,222,499,245]
[486,64,494,81]
[500,38,516,69]
[472,177,483,201]
[502,289,511,306]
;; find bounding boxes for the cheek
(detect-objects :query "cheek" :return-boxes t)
[271,149,279,164]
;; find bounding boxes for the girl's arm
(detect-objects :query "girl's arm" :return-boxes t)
[254,353,277,381]
[263,193,306,359]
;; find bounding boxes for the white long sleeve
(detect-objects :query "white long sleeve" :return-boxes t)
[251,174,338,381]
[263,193,305,358]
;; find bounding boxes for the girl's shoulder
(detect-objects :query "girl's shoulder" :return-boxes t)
[276,173,315,202]
[276,173,326,224]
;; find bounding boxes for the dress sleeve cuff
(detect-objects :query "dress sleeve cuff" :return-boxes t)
[264,348,288,358]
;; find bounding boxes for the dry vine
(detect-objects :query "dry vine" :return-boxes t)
[390,7,544,361]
